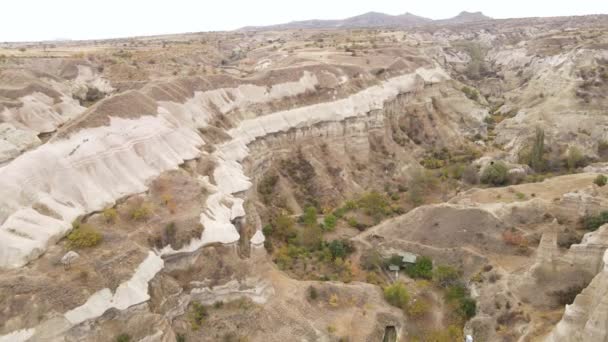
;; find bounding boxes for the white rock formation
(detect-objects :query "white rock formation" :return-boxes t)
[0,66,450,340]
[60,251,80,266]
[0,329,35,342]
[0,115,203,268]
[64,252,164,325]
[548,249,608,341]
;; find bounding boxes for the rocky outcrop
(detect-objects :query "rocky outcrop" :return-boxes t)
[548,249,608,341]
[0,65,450,340]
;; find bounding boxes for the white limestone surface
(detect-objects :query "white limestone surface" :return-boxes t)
[64,252,164,324]
[0,115,203,268]
[156,71,319,129]
[548,250,608,341]
[0,92,85,134]
[0,329,35,342]
[1,66,450,340]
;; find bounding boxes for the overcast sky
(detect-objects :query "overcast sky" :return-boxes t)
[1,0,607,42]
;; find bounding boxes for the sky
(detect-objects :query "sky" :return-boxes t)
[1,0,607,42]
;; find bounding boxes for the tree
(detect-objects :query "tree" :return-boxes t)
[357,191,390,219]
[274,215,296,241]
[530,127,545,172]
[299,224,323,250]
[361,250,383,271]
[302,206,318,227]
[327,239,354,260]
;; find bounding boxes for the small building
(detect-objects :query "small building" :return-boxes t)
[400,252,417,265]
[388,265,400,280]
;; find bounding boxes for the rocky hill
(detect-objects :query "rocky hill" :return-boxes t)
[240,10,490,31]
[0,13,608,342]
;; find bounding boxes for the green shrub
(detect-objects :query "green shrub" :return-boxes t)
[385,254,405,269]
[598,140,608,160]
[357,191,390,219]
[480,161,509,186]
[361,250,383,271]
[327,239,354,260]
[323,214,338,231]
[461,86,479,101]
[176,334,186,342]
[594,174,607,187]
[67,224,102,248]
[347,218,367,231]
[407,297,432,318]
[301,206,318,227]
[299,224,323,250]
[583,211,608,231]
[273,215,297,241]
[462,165,479,184]
[421,157,445,169]
[263,239,274,253]
[103,208,118,223]
[189,302,208,330]
[550,284,585,306]
[444,283,477,319]
[308,286,318,300]
[262,224,273,237]
[383,282,410,310]
[408,170,439,206]
[405,256,433,279]
[433,265,461,288]
[130,202,152,221]
[566,147,585,171]
[116,334,131,342]
[257,173,278,204]
[459,297,477,319]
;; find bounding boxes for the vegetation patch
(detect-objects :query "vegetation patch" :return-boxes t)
[189,302,208,330]
[594,174,607,187]
[582,211,608,231]
[67,221,102,249]
[383,282,410,310]
[480,161,509,186]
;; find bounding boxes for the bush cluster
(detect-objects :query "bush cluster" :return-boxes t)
[461,86,479,101]
[67,223,102,248]
[480,161,509,186]
[594,174,607,187]
[583,211,608,231]
[383,282,410,310]
[189,302,208,330]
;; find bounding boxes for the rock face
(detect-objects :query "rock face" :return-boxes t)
[548,249,608,341]
[1,15,608,342]
[0,57,452,340]
[0,65,112,164]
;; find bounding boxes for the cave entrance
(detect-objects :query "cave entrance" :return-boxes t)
[382,326,397,342]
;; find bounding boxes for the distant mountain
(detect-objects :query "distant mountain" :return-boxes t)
[239,11,492,31]
[240,11,433,31]
[437,11,493,25]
